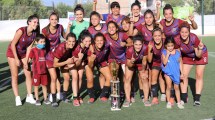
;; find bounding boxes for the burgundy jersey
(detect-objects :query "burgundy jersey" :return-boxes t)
[105,32,129,63]
[72,44,89,62]
[126,45,148,64]
[160,18,184,38]
[42,24,64,51]
[134,16,145,28]
[148,39,165,67]
[29,47,47,75]
[7,27,37,58]
[46,42,72,63]
[88,24,107,38]
[174,33,207,58]
[136,24,153,45]
[106,14,125,28]
[87,43,110,67]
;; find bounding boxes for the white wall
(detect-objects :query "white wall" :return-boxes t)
[0,15,214,41]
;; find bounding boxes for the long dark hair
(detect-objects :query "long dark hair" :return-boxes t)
[74,4,84,14]
[89,11,101,26]
[164,37,175,46]
[131,0,141,10]
[107,21,119,34]
[27,14,40,35]
[45,11,59,35]
[144,9,157,27]
[78,30,92,44]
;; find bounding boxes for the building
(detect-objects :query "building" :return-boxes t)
[95,0,157,15]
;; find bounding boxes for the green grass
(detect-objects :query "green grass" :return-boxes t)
[0,37,215,120]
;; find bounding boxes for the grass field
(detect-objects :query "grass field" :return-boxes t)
[0,37,215,120]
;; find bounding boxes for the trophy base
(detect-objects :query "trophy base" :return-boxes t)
[111,107,121,111]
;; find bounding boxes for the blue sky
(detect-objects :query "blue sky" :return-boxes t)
[42,0,92,6]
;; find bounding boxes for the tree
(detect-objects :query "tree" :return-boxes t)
[162,0,185,7]
[55,2,73,18]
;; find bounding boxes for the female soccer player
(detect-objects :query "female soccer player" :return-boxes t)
[160,4,198,38]
[88,11,107,38]
[86,32,111,103]
[42,12,70,101]
[161,37,184,109]
[46,33,77,107]
[174,23,208,106]
[70,30,92,106]
[130,0,161,27]
[148,28,166,104]
[93,1,125,28]
[6,14,40,106]
[70,4,90,39]
[123,35,149,107]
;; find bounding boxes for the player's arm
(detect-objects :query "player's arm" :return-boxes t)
[87,45,96,68]
[63,25,71,39]
[53,57,74,68]
[75,50,84,66]
[194,41,204,58]
[125,37,133,47]
[147,43,153,63]
[155,1,161,21]
[11,29,23,66]
[162,51,170,66]
[189,15,198,30]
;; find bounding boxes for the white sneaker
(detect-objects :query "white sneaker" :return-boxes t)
[15,96,22,106]
[25,94,36,104]
[177,102,185,109]
[166,102,172,109]
[160,94,166,102]
[48,94,53,102]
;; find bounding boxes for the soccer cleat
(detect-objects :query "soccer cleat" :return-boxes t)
[88,98,95,104]
[166,102,172,109]
[193,101,201,106]
[73,99,80,106]
[15,96,22,106]
[151,97,159,105]
[177,102,184,109]
[35,100,41,106]
[123,100,131,107]
[26,94,36,104]
[100,97,108,102]
[143,100,151,107]
[160,94,166,102]
[51,102,59,107]
[43,99,51,105]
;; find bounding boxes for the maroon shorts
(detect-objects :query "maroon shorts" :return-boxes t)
[135,64,143,71]
[46,59,54,69]
[182,52,208,65]
[6,46,25,59]
[32,74,48,86]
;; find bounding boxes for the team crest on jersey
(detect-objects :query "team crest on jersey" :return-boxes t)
[34,79,37,83]
[171,28,177,33]
[22,38,25,42]
[145,33,148,37]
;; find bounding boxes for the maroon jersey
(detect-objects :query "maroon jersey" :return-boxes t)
[29,47,47,75]
[134,16,145,28]
[105,32,129,63]
[160,19,184,38]
[88,24,107,38]
[42,24,64,51]
[126,45,148,65]
[174,33,207,58]
[87,43,110,67]
[46,42,72,63]
[148,40,165,67]
[6,27,37,59]
[106,14,125,28]
[136,24,153,45]
[72,44,89,62]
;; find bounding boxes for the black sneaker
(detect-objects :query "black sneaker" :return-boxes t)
[43,99,51,105]
[140,94,144,100]
[35,100,41,106]
[193,101,201,106]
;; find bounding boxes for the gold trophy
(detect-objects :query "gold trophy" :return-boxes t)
[110,60,121,111]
